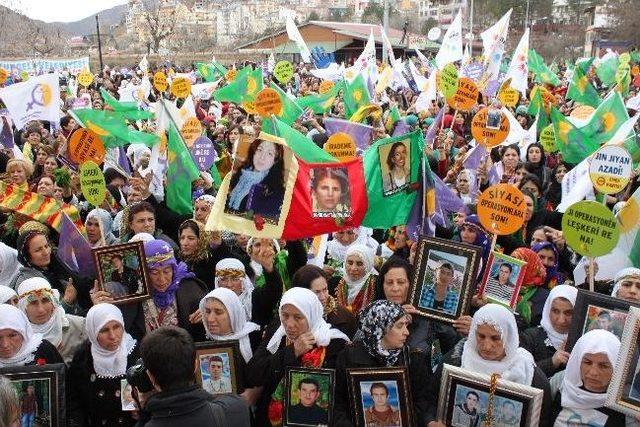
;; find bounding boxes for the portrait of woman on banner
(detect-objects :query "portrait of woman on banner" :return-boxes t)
[225,136,286,223]
[310,166,351,218]
[380,141,411,196]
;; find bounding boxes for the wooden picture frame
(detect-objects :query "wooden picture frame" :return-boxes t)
[92,241,151,305]
[606,306,640,417]
[283,367,335,427]
[478,251,527,309]
[0,363,66,427]
[437,364,543,427]
[409,236,482,323]
[347,367,413,427]
[566,289,638,352]
[195,340,242,395]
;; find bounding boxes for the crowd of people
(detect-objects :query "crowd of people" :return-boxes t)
[0,41,639,427]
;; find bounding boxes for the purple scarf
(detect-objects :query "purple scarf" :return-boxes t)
[144,239,195,309]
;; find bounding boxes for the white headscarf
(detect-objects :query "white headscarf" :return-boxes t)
[17,277,66,348]
[0,304,43,367]
[85,304,136,378]
[342,244,377,304]
[326,226,379,263]
[560,329,620,410]
[86,208,117,247]
[246,238,280,278]
[214,258,254,320]
[540,285,578,350]
[461,304,536,385]
[199,288,260,363]
[128,232,155,243]
[611,267,640,299]
[0,285,17,304]
[266,287,350,354]
[0,242,21,285]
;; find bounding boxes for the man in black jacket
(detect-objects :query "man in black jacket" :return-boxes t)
[136,326,250,426]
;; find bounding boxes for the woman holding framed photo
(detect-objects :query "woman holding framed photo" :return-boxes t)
[520,285,577,378]
[334,244,378,315]
[68,303,139,426]
[247,287,350,426]
[333,300,431,426]
[551,329,625,426]
[426,304,552,427]
[0,304,64,367]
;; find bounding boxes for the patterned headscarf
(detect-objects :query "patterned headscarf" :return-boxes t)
[144,239,195,309]
[358,300,407,367]
[511,247,546,287]
[532,241,564,287]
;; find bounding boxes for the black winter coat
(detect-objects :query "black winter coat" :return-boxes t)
[520,326,564,377]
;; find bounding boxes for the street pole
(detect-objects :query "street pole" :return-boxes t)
[468,0,474,52]
[383,0,389,64]
[96,15,104,73]
[525,0,530,30]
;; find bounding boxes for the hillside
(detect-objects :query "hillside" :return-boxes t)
[53,4,128,36]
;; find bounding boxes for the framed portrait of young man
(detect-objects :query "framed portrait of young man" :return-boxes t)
[347,367,413,427]
[0,363,66,427]
[92,241,151,305]
[566,289,639,352]
[194,341,242,395]
[283,367,335,427]
[437,364,543,427]
[409,236,482,323]
[478,251,527,309]
[606,307,640,417]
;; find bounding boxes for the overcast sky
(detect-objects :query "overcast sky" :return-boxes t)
[1,0,128,23]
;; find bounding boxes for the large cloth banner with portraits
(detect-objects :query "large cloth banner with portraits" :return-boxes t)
[281,157,368,240]
[362,130,425,229]
[206,133,298,238]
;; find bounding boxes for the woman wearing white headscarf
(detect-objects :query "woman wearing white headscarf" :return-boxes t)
[85,208,118,248]
[214,257,282,328]
[16,277,86,365]
[325,226,379,271]
[334,244,378,314]
[611,267,640,303]
[0,241,21,285]
[248,287,350,426]
[552,329,624,426]
[0,304,63,368]
[68,303,138,426]
[0,285,18,305]
[521,285,578,377]
[427,304,552,427]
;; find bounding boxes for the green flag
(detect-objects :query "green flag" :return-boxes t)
[344,74,371,118]
[69,109,158,148]
[197,62,227,82]
[269,83,304,125]
[296,81,344,114]
[581,91,629,145]
[528,49,561,86]
[616,63,631,97]
[596,56,619,87]
[362,131,424,228]
[550,107,598,164]
[99,88,154,120]
[212,66,262,104]
[567,65,600,108]
[267,117,338,163]
[527,88,549,133]
[167,122,200,215]
[576,57,594,74]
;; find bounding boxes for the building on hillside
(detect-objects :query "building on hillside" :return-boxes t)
[236,20,439,62]
[583,4,630,56]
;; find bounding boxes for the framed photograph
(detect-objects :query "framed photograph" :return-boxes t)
[347,367,413,427]
[0,363,66,427]
[566,289,639,352]
[486,108,502,130]
[195,341,242,395]
[478,251,527,309]
[224,136,288,225]
[310,166,351,218]
[378,139,412,197]
[284,367,335,426]
[92,241,151,305]
[606,307,640,416]
[409,236,482,323]
[120,379,137,411]
[437,364,543,427]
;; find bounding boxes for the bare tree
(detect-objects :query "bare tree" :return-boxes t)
[140,0,176,53]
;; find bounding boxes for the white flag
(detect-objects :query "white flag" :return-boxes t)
[480,9,512,84]
[415,49,431,71]
[139,55,149,74]
[286,14,312,63]
[409,60,428,92]
[557,158,595,212]
[0,73,60,130]
[356,30,377,70]
[504,28,529,96]
[435,11,463,70]
[267,53,276,73]
[191,81,220,101]
[380,25,396,65]
[626,93,640,111]
[415,73,437,113]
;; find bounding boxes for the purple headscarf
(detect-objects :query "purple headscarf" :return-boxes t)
[144,239,195,309]
[532,241,564,287]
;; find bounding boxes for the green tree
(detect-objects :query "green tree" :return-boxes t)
[308,11,320,21]
[361,2,398,25]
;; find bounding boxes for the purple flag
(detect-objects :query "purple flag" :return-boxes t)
[323,118,374,152]
[462,144,487,170]
[118,146,133,176]
[424,107,444,146]
[0,115,14,149]
[392,120,411,137]
[406,160,435,240]
[57,213,96,277]
[433,174,468,227]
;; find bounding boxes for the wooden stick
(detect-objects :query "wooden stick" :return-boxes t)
[588,256,595,292]
[489,231,498,254]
